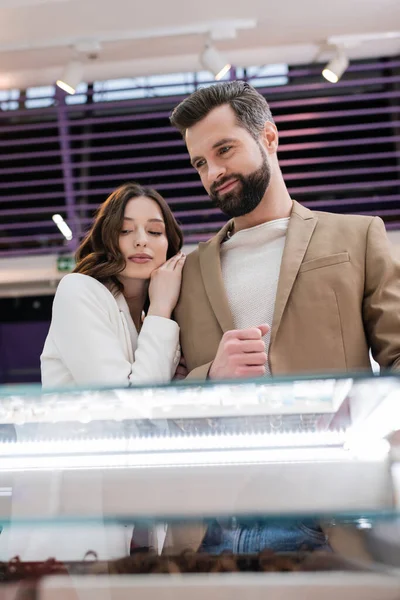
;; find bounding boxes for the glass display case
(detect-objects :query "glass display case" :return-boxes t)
[0,373,399,599]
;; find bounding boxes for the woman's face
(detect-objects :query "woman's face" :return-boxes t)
[118,196,169,281]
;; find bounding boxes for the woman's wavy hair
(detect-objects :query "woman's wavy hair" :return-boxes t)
[74,182,183,294]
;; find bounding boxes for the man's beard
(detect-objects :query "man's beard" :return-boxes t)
[209,153,271,218]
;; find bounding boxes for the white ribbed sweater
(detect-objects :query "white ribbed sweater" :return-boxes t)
[220,218,289,376]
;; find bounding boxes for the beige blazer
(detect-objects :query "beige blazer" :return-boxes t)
[165,201,400,555]
[175,201,400,379]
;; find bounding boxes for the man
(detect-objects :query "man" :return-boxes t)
[170,80,400,381]
[163,81,400,556]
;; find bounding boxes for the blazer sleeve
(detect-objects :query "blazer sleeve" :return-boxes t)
[46,275,180,387]
[363,217,400,371]
[185,362,213,381]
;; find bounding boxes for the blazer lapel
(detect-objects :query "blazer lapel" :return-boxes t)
[115,293,137,361]
[199,221,235,334]
[270,201,317,348]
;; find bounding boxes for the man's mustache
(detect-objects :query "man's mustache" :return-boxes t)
[210,175,241,196]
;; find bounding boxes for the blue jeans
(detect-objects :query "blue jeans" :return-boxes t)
[200,519,329,554]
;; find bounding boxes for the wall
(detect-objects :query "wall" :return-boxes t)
[0,321,48,384]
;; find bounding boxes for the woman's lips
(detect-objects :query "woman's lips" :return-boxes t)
[129,255,152,264]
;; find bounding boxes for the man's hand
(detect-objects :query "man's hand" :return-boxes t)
[209,324,269,380]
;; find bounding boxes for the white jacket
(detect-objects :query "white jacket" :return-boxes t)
[41,273,180,389]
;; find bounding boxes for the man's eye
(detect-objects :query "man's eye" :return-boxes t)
[195,160,206,169]
[220,146,231,154]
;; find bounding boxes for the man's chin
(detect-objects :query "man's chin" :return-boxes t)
[215,196,241,215]
[219,203,249,218]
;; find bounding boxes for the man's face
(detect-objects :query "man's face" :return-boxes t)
[185,104,271,218]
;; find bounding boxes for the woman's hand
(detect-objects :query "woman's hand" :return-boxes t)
[174,356,188,380]
[147,252,186,319]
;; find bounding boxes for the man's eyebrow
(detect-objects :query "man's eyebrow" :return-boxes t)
[190,138,237,167]
[212,137,237,149]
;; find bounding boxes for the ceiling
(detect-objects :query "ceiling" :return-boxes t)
[0,0,399,89]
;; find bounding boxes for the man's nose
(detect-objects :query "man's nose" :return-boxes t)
[207,162,226,188]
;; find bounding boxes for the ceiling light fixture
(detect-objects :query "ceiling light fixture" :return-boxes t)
[200,43,231,80]
[56,60,83,95]
[322,47,349,83]
[52,214,73,241]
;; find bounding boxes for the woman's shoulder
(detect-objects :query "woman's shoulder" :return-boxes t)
[57,272,105,290]
[55,273,115,305]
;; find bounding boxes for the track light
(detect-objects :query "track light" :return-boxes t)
[322,48,349,83]
[56,60,83,95]
[200,44,231,80]
[52,214,73,241]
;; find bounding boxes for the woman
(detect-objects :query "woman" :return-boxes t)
[41,182,185,388]
[18,183,184,561]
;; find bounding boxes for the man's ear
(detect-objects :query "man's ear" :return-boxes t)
[260,121,279,154]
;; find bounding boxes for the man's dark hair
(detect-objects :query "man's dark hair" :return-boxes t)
[170,80,274,140]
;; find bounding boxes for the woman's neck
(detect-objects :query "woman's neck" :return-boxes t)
[120,278,149,330]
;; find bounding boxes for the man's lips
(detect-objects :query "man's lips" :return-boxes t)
[215,179,238,194]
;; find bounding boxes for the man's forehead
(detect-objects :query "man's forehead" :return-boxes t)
[185,105,241,155]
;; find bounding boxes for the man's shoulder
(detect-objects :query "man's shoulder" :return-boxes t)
[301,209,387,259]
[182,246,201,278]
[311,209,374,227]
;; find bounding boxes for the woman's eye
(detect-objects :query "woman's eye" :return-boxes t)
[120,230,131,235]
[149,231,163,236]
[220,146,231,154]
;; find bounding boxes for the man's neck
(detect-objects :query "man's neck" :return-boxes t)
[233,193,293,233]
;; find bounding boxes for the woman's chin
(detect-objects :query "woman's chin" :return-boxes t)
[119,267,153,281]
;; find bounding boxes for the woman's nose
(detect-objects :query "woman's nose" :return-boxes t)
[134,230,147,246]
